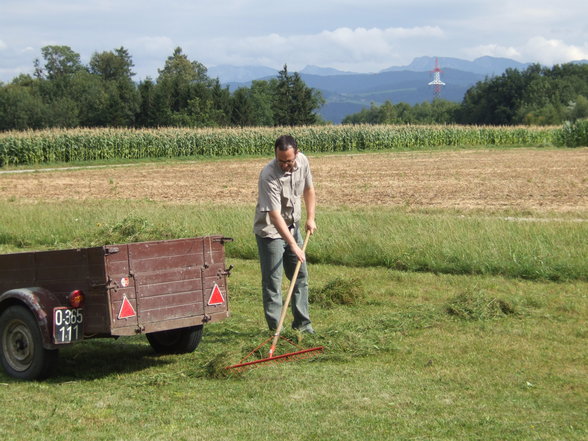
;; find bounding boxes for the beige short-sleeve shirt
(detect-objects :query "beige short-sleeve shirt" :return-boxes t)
[253,152,313,238]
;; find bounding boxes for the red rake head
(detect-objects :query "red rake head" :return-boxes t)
[225,346,324,373]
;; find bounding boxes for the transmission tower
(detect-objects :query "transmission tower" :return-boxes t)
[428,57,445,99]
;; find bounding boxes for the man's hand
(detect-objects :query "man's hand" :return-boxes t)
[268,210,306,262]
[291,243,306,263]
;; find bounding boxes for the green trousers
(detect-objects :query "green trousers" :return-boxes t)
[255,227,312,332]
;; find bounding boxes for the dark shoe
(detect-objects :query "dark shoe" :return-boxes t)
[298,326,315,334]
[268,327,283,335]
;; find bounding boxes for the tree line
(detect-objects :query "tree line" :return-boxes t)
[1,45,587,131]
[0,45,324,131]
[343,63,588,125]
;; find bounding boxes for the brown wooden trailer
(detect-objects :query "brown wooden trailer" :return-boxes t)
[0,235,232,380]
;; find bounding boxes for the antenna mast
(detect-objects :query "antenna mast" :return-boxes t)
[428,57,446,99]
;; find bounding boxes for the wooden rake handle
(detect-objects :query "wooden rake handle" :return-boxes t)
[268,232,311,358]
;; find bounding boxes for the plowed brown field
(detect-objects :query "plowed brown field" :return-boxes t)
[1,148,587,214]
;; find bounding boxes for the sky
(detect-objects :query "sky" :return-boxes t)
[1,0,588,83]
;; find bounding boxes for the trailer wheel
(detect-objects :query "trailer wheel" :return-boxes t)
[0,305,58,380]
[146,325,203,354]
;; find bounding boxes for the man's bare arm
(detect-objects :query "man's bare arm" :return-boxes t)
[304,185,317,235]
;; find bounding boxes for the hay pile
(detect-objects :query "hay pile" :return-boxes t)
[445,289,516,320]
[310,277,365,308]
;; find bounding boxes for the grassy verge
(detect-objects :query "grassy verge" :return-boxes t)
[0,201,586,281]
[1,259,586,440]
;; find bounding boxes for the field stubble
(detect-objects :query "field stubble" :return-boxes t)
[1,148,587,215]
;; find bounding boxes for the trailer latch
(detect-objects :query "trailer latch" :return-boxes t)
[90,277,118,290]
[213,237,234,244]
[218,264,234,277]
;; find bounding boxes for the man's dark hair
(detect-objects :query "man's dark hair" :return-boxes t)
[274,135,298,152]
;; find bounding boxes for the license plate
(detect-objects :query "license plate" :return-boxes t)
[53,307,84,344]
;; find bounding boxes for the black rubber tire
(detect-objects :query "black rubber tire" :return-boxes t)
[0,305,58,380]
[146,325,203,354]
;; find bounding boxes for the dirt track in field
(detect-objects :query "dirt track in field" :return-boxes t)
[1,148,587,214]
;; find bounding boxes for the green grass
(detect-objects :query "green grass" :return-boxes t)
[1,260,586,440]
[0,153,586,440]
[0,201,586,281]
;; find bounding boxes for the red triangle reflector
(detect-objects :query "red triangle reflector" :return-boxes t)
[118,295,136,319]
[208,283,225,306]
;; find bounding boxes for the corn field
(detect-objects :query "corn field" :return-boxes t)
[0,125,558,167]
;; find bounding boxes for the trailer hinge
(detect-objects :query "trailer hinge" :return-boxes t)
[104,246,120,256]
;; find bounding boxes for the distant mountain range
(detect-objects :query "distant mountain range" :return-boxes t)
[208,56,587,123]
[381,56,531,76]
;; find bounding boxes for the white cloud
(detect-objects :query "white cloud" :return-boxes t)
[202,26,445,72]
[522,37,588,65]
[0,66,32,80]
[465,37,588,65]
[2,0,116,15]
[1,1,588,82]
[463,44,522,60]
[126,36,175,54]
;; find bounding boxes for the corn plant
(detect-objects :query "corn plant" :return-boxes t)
[0,125,559,167]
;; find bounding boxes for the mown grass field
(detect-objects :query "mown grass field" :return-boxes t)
[0,145,587,441]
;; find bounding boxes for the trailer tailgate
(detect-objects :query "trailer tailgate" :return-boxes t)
[106,236,230,335]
